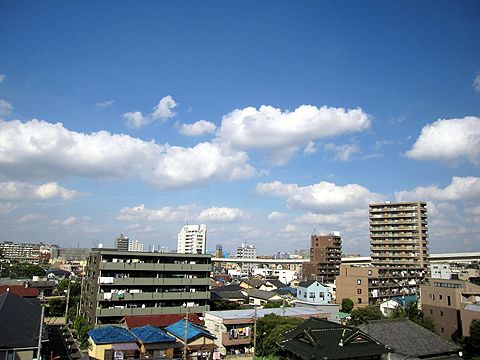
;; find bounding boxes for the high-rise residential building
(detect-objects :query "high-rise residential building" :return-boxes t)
[128,240,144,252]
[177,224,206,254]
[114,233,129,251]
[369,201,429,269]
[302,232,342,284]
[81,248,212,327]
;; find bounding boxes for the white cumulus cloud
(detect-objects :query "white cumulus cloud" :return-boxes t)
[17,213,46,223]
[0,203,19,214]
[0,99,14,115]
[324,142,360,161]
[195,206,250,223]
[178,120,216,136]
[124,96,178,129]
[255,180,385,213]
[0,119,255,189]
[404,116,480,166]
[217,104,371,165]
[117,204,197,222]
[0,181,79,201]
[96,100,115,108]
[267,211,288,221]
[395,176,480,203]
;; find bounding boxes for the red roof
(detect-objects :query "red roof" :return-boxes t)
[0,285,40,297]
[123,313,202,329]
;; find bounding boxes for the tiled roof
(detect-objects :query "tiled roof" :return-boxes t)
[249,290,281,300]
[211,290,246,300]
[123,313,202,328]
[130,325,176,343]
[211,284,243,292]
[166,320,216,342]
[0,292,43,349]
[0,285,39,297]
[358,318,460,357]
[278,317,391,359]
[298,280,316,288]
[265,279,286,288]
[88,325,138,344]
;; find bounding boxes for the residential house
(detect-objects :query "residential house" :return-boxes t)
[358,318,461,359]
[248,290,283,307]
[0,285,39,298]
[277,317,391,360]
[204,308,331,355]
[0,292,48,360]
[238,278,263,290]
[259,279,285,291]
[165,319,217,359]
[296,280,331,303]
[88,325,140,360]
[130,325,181,359]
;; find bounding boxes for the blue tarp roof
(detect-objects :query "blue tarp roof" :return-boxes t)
[130,325,176,343]
[88,325,138,344]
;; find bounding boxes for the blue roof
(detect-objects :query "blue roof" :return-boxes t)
[88,325,138,344]
[165,320,216,341]
[130,325,176,343]
[282,286,297,295]
[392,295,419,306]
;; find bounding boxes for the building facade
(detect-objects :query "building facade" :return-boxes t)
[236,241,257,275]
[370,201,429,269]
[114,233,129,252]
[128,240,144,252]
[177,225,207,254]
[81,249,212,327]
[302,231,342,283]
[421,278,480,341]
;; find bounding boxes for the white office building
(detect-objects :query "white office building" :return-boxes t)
[177,224,207,254]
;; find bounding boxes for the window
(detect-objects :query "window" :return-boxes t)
[357,289,362,294]
[357,279,362,285]
[320,292,325,300]
[448,296,451,306]
[441,327,445,333]
[309,292,315,298]
[433,294,435,300]
[441,311,444,316]
[439,295,443,300]
[430,309,433,314]
[358,298,362,304]
[368,270,372,275]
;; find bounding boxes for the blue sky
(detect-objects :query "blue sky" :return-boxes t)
[1,1,479,256]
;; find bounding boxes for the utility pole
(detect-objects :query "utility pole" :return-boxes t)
[183,307,189,360]
[282,296,286,317]
[253,305,257,357]
[36,305,45,360]
[64,275,71,325]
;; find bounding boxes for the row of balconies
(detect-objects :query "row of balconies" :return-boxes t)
[98,290,210,302]
[96,304,209,317]
[99,262,212,272]
[371,233,428,238]
[370,225,427,231]
[97,277,211,286]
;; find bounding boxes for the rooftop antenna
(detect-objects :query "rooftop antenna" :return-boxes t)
[311,224,317,236]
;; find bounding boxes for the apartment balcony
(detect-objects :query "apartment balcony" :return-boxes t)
[99,262,212,272]
[98,291,210,302]
[222,332,250,346]
[98,277,211,287]
[96,305,209,317]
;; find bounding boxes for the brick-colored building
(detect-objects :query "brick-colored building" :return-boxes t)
[302,231,342,283]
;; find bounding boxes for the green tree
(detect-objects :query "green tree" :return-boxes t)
[26,264,46,277]
[459,320,480,359]
[209,299,244,311]
[349,306,384,326]
[73,315,90,346]
[341,298,354,313]
[253,313,305,357]
[48,298,66,317]
[389,300,437,333]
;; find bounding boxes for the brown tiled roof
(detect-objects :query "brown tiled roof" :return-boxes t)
[122,313,202,329]
[0,285,39,297]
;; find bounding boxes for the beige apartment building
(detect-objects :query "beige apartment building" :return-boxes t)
[421,279,480,341]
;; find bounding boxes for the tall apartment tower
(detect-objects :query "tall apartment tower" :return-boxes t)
[114,233,129,251]
[236,241,257,274]
[128,240,144,252]
[302,231,342,284]
[177,224,207,254]
[369,201,429,269]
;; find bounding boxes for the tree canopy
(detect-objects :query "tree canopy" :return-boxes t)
[459,320,480,359]
[389,299,436,333]
[349,306,385,326]
[341,298,354,313]
[253,313,305,357]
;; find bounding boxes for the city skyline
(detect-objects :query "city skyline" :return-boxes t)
[0,2,479,256]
